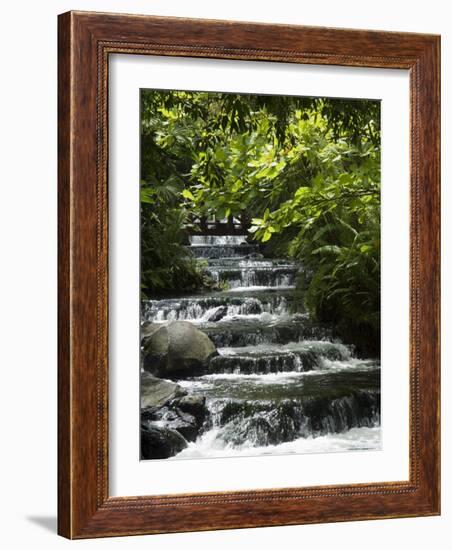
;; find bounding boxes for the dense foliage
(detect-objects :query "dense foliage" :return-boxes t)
[140,93,212,295]
[140,90,380,355]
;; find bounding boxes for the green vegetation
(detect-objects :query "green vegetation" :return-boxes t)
[140,90,380,355]
[140,93,213,295]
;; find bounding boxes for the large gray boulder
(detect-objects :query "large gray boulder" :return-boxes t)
[140,372,187,409]
[143,321,217,378]
[141,321,161,341]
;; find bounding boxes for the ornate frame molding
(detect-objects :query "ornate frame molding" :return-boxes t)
[58,11,440,538]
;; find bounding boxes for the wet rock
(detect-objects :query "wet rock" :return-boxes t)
[203,305,227,322]
[143,321,218,378]
[141,424,187,459]
[243,298,262,315]
[142,406,199,442]
[142,394,207,442]
[140,372,187,409]
[175,394,207,425]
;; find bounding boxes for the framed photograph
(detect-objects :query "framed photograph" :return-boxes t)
[58,11,440,538]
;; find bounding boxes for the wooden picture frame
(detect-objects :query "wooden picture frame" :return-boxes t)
[58,11,440,539]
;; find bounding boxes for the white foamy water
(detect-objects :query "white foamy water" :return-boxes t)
[227,285,296,292]
[218,341,348,355]
[190,235,248,246]
[178,371,309,389]
[178,360,379,390]
[321,358,380,371]
[199,311,283,325]
[172,426,381,459]
[218,340,353,360]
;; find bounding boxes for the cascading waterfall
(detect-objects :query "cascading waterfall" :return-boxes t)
[142,234,381,459]
[142,290,293,323]
[189,235,248,246]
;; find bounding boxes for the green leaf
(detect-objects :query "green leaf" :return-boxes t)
[231,180,243,192]
[295,187,310,199]
[261,230,272,242]
[182,189,195,201]
[312,245,342,255]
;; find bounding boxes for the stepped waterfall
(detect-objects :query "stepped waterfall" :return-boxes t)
[141,234,381,459]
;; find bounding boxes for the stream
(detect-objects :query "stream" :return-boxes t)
[142,235,381,459]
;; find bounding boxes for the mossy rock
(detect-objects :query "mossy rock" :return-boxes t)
[143,321,217,378]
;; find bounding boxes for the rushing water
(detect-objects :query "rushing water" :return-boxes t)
[142,234,381,459]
